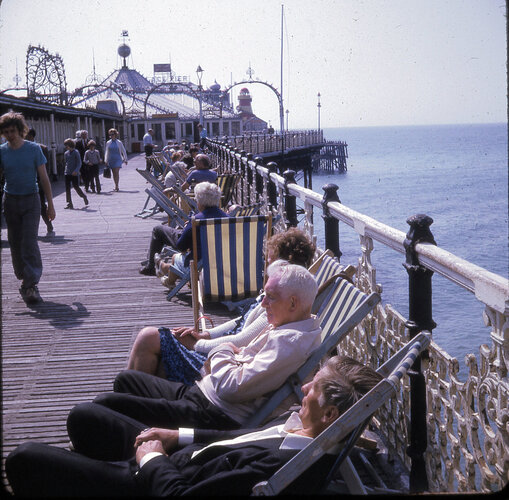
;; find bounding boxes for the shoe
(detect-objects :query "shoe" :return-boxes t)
[85,188,90,193]
[114,187,119,192]
[91,188,96,193]
[20,285,42,304]
[46,230,55,237]
[139,265,156,276]
[84,197,89,206]
[64,203,73,209]
[154,253,163,267]
[160,276,175,289]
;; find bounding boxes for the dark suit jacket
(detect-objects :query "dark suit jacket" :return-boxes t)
[135,419,335,496]
[75,138,88,160]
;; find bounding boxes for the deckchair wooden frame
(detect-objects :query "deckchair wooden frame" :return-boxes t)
[190,215,272,331]
[251,331,432,496]
[144,188,189,229]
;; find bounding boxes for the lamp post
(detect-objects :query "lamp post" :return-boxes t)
[285,109,289,131]
[317,92,321,132]
[196,65,204,126]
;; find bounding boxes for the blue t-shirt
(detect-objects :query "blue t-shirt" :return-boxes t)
[0,140,47,195]
[186,169,218,185]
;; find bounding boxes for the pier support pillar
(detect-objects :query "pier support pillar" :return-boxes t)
[283,170,298,228]
[267,162,278,211]
[403,213,436,493]
[321,184,342,260]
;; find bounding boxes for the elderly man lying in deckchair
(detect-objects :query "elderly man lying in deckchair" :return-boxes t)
[6,355,382,496]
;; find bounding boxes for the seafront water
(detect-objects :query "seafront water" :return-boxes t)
[311,123,508,373]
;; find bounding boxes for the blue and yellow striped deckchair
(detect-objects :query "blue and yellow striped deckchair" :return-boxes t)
[244,275,380,427]
[190,215,272,330]
[227,202,263,217]
[252,332,431,495]
[216,173,240,208]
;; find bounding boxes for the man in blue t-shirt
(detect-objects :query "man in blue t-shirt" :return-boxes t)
[180,154,217,192]
[0,111,55,304]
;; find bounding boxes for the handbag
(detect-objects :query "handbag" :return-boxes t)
[103,167,111,178]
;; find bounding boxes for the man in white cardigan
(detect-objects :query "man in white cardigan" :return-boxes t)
[65,261,322,459]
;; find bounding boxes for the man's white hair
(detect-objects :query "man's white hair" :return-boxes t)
[194,181,221,208]
[266,259,317,310]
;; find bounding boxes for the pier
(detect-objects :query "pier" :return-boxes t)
[1,126,507,494]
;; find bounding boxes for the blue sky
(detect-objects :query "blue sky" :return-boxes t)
[0,0,506,128]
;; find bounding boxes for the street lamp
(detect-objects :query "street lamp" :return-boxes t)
[317,92,321,132]
[196,65,204,126]
[285,109,289,131]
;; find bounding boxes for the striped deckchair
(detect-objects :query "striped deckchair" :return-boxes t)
[244,275,380,427]
[144,188,189,229]
[190,215,272,330]
[228,202,263,217]
[147,155,166,176]
[252,332,431,495]
[216,173,239,208]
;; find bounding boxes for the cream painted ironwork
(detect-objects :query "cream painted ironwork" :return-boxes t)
[208,142,509,494]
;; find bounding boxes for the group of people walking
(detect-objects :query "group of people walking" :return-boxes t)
[66,127,128,208]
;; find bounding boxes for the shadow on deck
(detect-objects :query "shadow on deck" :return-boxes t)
[0,154,232,488]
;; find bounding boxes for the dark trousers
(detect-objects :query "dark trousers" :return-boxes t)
[65,174,87,205]
[88,164,101,192]
[80,164,91,190]
[2,193,42,287]
[145,144,154,170]
[6,441,141,497]
[66,370,238,461]
[146,224,181,269]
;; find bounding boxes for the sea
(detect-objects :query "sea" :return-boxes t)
[309,123,508,376]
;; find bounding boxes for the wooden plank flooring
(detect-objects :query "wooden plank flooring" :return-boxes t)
[0,154,232,489]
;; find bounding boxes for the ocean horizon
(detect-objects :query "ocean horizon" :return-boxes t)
[310,122,508,373]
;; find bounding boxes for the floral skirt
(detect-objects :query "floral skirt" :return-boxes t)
[159,328,207,385]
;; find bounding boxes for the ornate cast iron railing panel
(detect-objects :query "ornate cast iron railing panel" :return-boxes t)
[207,141,509,493]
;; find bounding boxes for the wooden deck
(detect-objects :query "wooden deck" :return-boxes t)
[0,154,232,489]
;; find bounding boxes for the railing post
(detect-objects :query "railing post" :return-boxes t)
[403,213,436,493]
[239,151,247,205]
[321,183,342,260]
[254,156,264,202]
[246,153,254,202]
[283,170,298,228]
[267,162,278,211]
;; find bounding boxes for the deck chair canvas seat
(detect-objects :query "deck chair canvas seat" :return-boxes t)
[244,274,381,427]
[144,188,189,229]
[216,173,240,208]
[190,215,272,330]
[251,331,432,496]
[135,168,167,218]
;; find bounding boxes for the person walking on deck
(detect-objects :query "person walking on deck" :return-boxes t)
[63,138,88,209]
[83,140,102,194]
[143,128,156,171]
[0,111,55,304]
[104,128,128,192]
[25,128,54,236]
[75,130,90,192]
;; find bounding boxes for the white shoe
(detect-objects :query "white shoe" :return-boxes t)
[160,276,175,289]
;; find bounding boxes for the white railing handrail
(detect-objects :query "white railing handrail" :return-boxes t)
[248,154,509,314]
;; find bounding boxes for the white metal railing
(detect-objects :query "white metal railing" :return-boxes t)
[209,142,509,494]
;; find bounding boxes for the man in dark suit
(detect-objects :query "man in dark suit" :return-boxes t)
[5,356,382,496]
[75,130,90,191]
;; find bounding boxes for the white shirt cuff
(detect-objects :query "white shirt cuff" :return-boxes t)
[139,452,164,468]
[178,428,194,446]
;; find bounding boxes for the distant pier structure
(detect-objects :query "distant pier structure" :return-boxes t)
[220,131,348,177]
